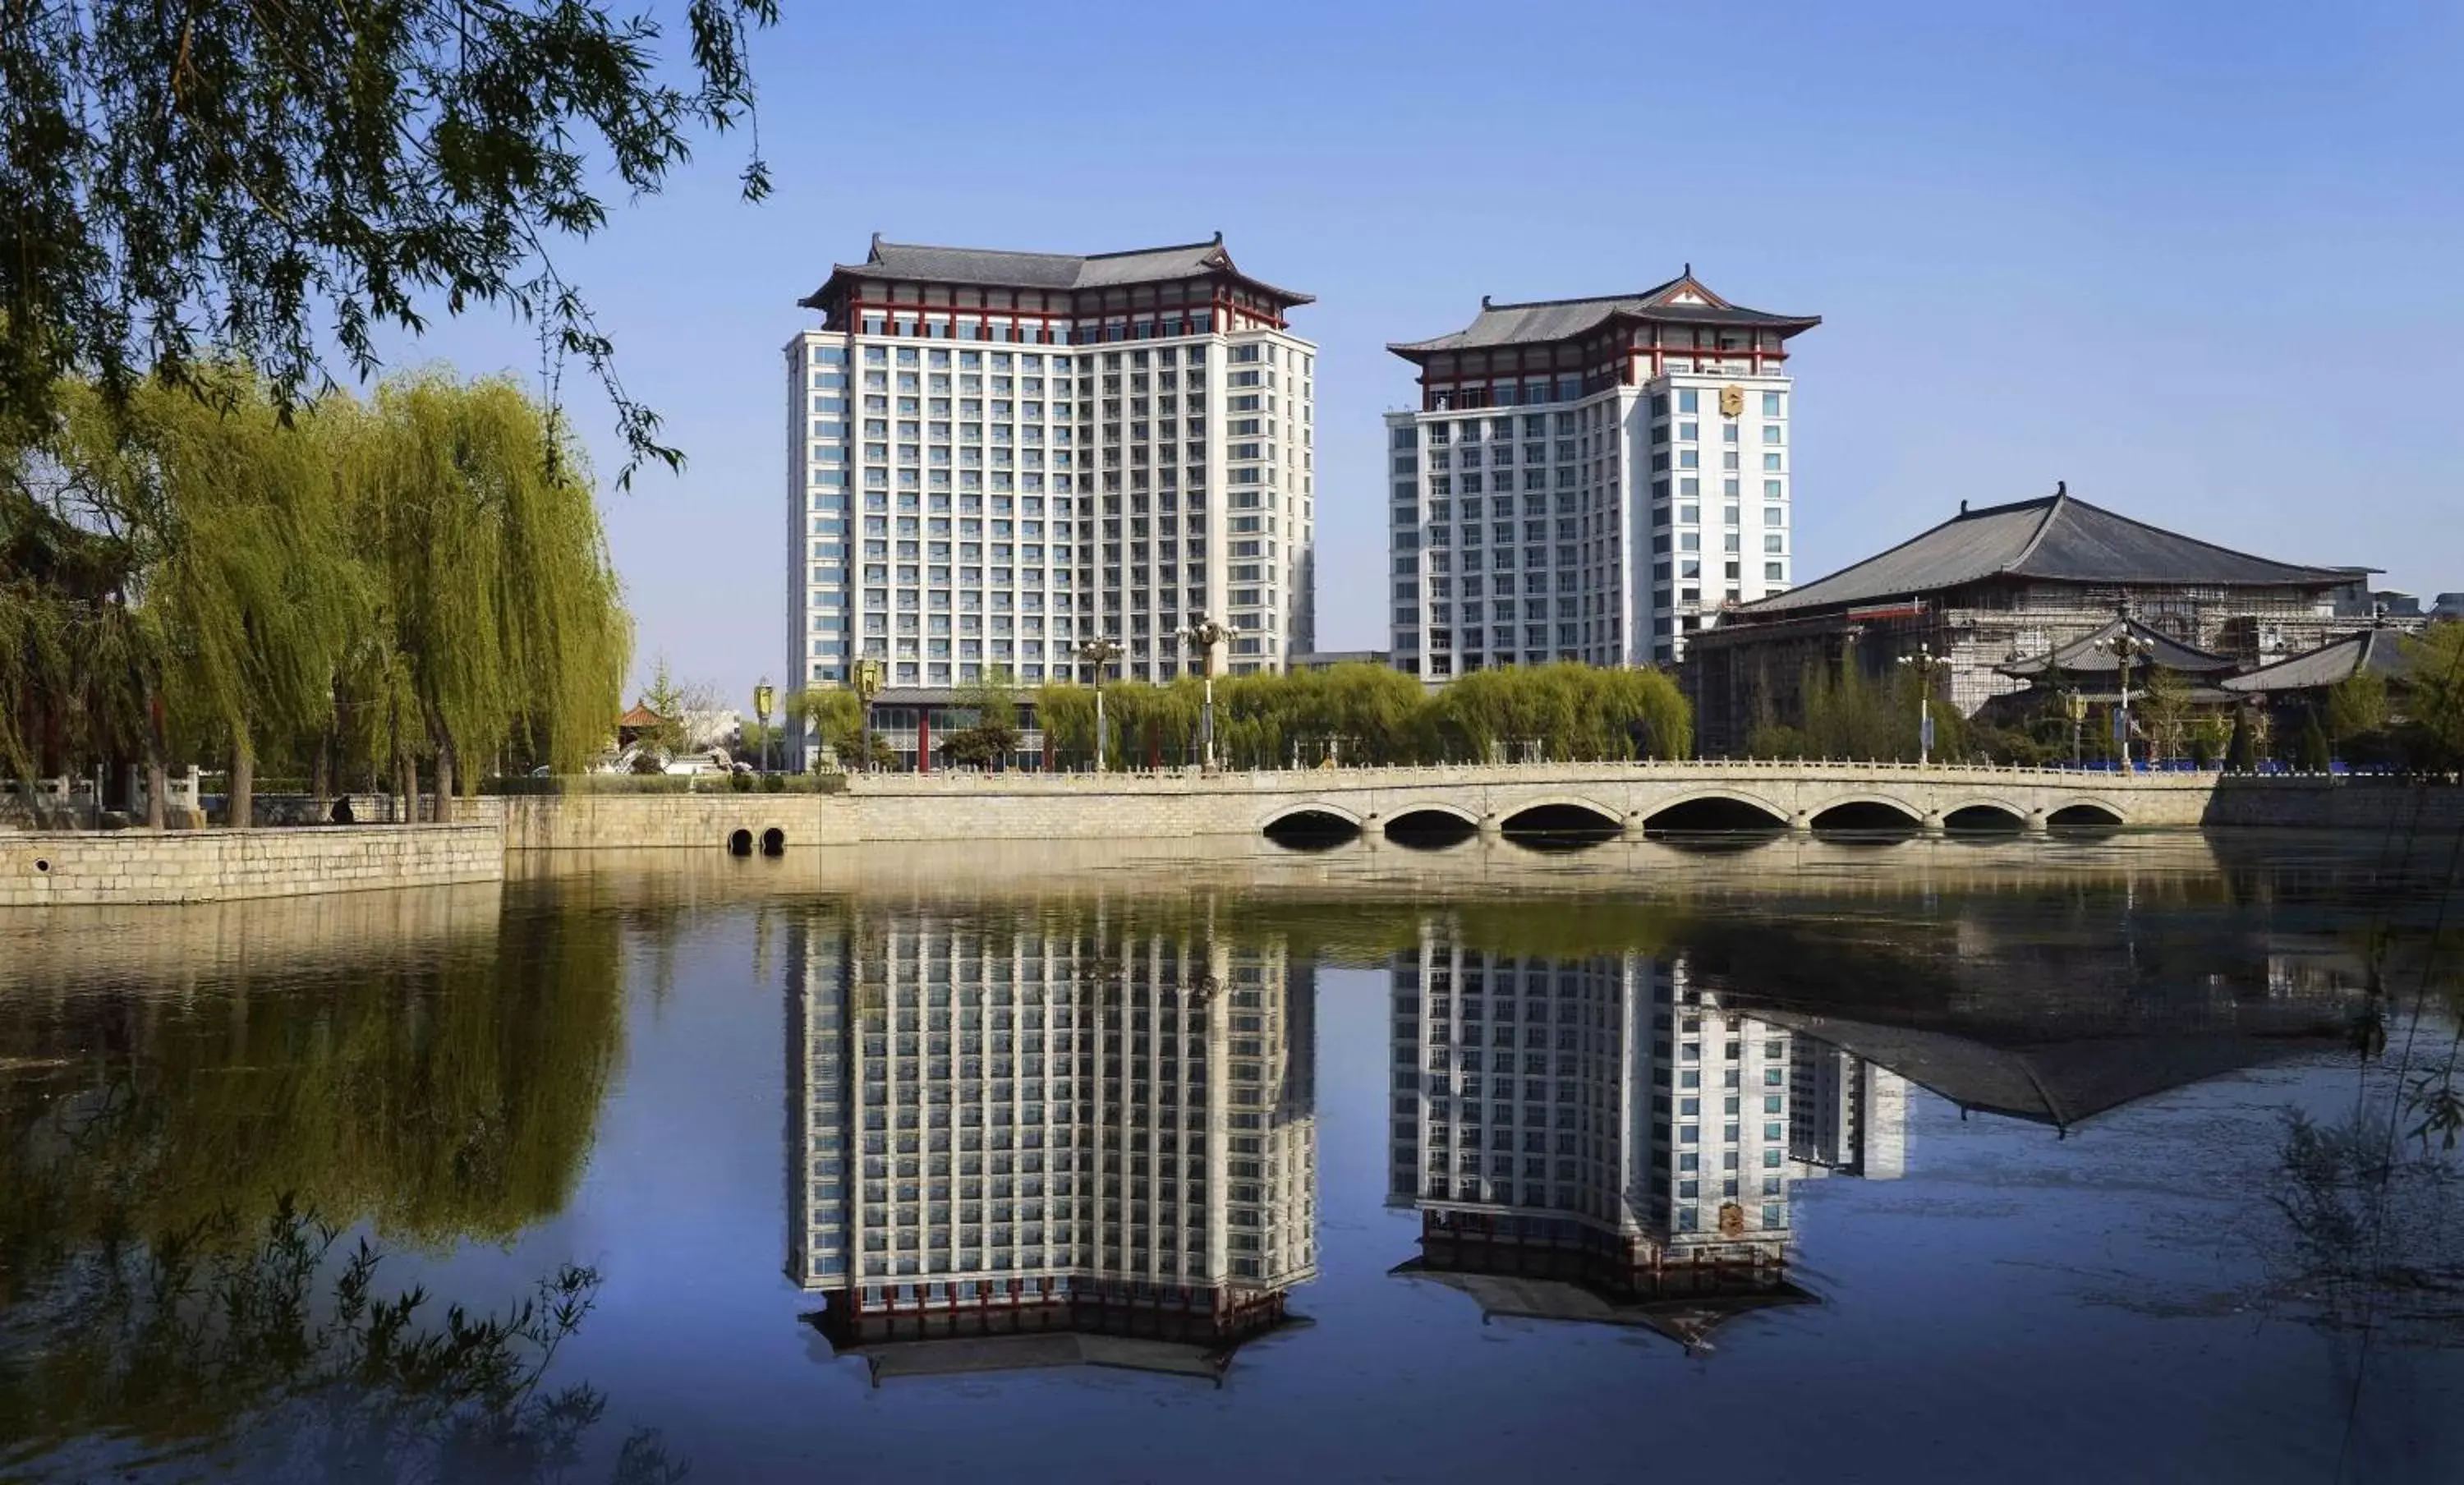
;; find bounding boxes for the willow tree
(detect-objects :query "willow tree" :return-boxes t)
[49,373,371,827]
[364,375,629,821]
[0,458,152,810]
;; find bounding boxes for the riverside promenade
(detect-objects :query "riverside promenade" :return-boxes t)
[7,761,2459,903]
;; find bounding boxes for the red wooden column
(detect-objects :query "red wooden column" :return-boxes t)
[917,710,931,774]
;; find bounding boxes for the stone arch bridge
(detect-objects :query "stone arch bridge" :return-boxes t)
[1237,761,2210,841]
[824,761,2223,846]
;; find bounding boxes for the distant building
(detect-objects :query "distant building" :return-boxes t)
[788,912,1317,1382]
[1685,490,2374,756]
[2434,593,2464,621]
[1384,271,1819,679]
[784,232,1317,735]
[1287,650,1391,672]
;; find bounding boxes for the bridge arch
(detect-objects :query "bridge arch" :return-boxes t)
[2046,801,2126,830]
[1940,801,2028,834]
[1639,790,1791,834]
[1807,795,1926,834]
[1384,803,1482,849]
[1497,797,1624,845]
[1261,802,1364,848]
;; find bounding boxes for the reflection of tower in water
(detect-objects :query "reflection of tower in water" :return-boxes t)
[1387,933,1896,1347]
[788,912,1316,1382]
[1790,1037,1908,1181]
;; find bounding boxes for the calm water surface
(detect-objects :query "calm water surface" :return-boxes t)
[2,831,2460,1483]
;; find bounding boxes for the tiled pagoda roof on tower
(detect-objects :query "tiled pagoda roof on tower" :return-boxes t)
[1388,270,1818,360]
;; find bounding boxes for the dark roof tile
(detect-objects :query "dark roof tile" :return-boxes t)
[1735,494,2360,618]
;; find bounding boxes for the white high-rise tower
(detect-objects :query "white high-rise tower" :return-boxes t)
[785,234,1316,731]
[1384,271,1818,676]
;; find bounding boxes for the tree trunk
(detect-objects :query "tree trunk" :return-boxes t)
[396,753,416,824]
[310,721,333,815]
[432,743,455,823]
[230,741,255,830]
[427,705,457,825]
[142,690,168,830]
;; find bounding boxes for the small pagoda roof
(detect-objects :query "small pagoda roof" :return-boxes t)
[1388,270,1818,360]
[802,232,1312,310]
[615,705,666,729]
[1998,614,2240,680]
[1735,491,2362,620]
[2221,627,2420,695]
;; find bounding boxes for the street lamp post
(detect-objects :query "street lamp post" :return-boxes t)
[853,657,884,773]
[1180,615,1227,771]
[1896,645,1947,765]
[1076,637,1121,773]
[2093,628,2151,770]
[752,681,775,775]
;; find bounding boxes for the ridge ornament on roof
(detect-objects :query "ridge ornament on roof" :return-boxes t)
[1387,269,1817,358]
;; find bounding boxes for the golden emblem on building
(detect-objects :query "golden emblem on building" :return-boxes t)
[1718,1201,1747,1237]
[1719,384,1745,418]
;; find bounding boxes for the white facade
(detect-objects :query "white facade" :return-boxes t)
[1386,274,1816,676]
[784,237,1316,717]
[788,911,1317,1328]
[1386,944,1797,1260]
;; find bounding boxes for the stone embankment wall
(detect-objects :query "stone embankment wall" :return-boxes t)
[0,824,503,907]
[2196,777,2464,833]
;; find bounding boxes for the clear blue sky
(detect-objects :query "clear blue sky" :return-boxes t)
[387,0,2464,708]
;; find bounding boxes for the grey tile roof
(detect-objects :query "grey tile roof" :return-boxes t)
[808,233,1312,305]
[1735,492,2362,619]
[1390,274,1818,355]
[1998,614,2239,678]
[2220,627,2420,693]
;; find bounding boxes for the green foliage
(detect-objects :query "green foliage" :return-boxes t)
[1768,658,1965,761]
[2295,708,2333,770]
[942,667,1023,770]
[480,771,841,794]
[370,374,632,807]
[2399,627,2464,767]
[1743,722,1809,760]
[2136,666,2193,763]
[1031,661,1691,770]
[789,686,894,770]
[2322,670,2390,746]
[2,0,778,484]
[1,368,630,807]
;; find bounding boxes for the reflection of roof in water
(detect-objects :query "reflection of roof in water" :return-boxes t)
[1757,1011,2342,1129]
[1391,1261,1817,1351]
[801,1302,1308,1386]
[844,1331,1237,1383]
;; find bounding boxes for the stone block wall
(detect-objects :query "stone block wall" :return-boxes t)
[0,825,504,906]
